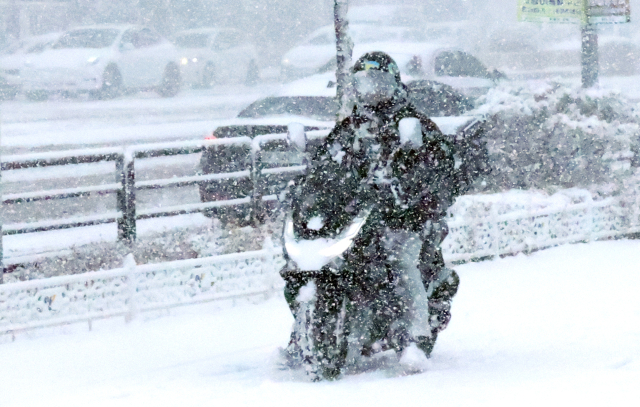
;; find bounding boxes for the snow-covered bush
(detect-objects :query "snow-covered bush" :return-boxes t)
[474,82,638,193]
[4,219,270,283]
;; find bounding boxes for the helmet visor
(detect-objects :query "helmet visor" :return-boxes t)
[354,69,398,106]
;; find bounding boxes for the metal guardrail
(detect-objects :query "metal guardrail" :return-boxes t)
[0,131,331,274]
[0,138,255,238]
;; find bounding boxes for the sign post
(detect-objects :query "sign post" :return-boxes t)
[517,0,630,88]
[581,22,598,88]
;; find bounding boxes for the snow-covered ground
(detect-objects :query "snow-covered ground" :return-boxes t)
[1,240,638,406]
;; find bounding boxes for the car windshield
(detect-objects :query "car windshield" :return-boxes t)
[237,97,338,120]
[174,34,210,48]
[52,29,120,49]
[26,42,52,53]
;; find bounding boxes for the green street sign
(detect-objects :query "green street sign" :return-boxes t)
[517,0,585,24]
[588,0,631,24]
[517,0,630,24]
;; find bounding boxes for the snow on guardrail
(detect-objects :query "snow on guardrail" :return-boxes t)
[0,248,285,335]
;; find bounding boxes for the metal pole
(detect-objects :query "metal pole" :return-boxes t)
[124,152,136,242]
[581,23,598,88]
[0,104,3,284]
[334,0,355,120]
[116,152,136,243]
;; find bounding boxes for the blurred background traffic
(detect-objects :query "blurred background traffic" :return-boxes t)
[2,0,640,103]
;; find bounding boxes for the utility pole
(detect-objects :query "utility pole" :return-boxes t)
[334,0,355,120]
[581,22,598,88]
[1,107,3,284]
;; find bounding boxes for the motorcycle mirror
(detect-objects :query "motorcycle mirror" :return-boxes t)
[399,117,422,148]
[287,122,307,151]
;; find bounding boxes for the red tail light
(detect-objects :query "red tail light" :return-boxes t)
[205,133,217,140]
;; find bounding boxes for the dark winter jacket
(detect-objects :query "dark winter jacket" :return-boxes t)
[291,84,488,239]
[298,91,451,230]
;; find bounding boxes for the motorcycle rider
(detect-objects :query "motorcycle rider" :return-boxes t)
[281,51,488,372]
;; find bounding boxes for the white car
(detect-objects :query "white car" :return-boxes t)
[20,25,181,100]
[281,24,429,79]
[0,32,62,100]
[173,28,260,88]
[281,25,499,97]
[380,43,503,98]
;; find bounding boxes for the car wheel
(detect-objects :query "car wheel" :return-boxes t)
[158,63,181,97]
[26,90,49,101]
[93,65,123,100]
[245,60,259,87]
[201,63,216,88]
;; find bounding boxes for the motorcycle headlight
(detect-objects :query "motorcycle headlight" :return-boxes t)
[181,57,189,65]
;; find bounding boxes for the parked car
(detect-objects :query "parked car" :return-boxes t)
[281,24,430,79]
[0,32,61,100]
[173,28,260,88]
[19,25,181,100]
[198,72,480,224]
[282,26,502,97]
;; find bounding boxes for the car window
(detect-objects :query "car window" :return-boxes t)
[434,51,490,78]
[52,29,120,49]
[134,28,161,48]
[214,30,241,50]
[26,42,52,53]
[237,97,338,120]
[174,33,210,48]
[120,30,135,47]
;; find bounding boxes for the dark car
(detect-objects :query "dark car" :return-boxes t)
[198,80,476,225]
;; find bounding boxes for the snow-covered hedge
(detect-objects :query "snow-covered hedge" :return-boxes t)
[475,82,638,192]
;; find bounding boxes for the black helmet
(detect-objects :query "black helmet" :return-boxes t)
[352,51,402,84]
[352,52,402,108]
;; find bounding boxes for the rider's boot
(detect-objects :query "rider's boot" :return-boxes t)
[416,268,460,358]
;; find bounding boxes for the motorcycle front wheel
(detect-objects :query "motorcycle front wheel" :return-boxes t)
[290,275,349,381]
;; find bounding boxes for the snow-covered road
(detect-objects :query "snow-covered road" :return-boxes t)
[0,84,277,153]
[1,240,638,407]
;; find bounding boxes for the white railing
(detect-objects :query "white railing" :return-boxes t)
[0,248,285,335]
[443,193,638,263]
[1,188,639,336]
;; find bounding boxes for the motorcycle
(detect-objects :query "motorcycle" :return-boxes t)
[278,121,436,380]
[281,190,433,380]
